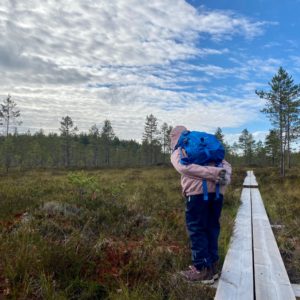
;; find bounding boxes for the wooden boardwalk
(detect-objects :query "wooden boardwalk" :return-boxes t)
[215,171,296,300]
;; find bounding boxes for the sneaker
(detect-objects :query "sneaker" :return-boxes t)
[212,261,219,280]
[180,265,214,285]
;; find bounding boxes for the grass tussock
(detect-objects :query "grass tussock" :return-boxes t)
[0,166,243,299]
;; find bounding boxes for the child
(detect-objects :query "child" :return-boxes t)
[170,126,232,284]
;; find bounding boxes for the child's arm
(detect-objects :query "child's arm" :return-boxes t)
[222,159,232,184]
[171,148,225,181]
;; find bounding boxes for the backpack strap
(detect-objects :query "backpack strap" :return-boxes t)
[180,147,190,165]
[201,138,210,159]
[214,162,222,200]
[202,163,208,200]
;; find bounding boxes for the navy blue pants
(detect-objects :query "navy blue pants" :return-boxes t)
[185,193,223,270]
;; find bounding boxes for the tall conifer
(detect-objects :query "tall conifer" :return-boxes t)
[142,114,158,165]
[256,67,300,176]
[59,116,78,168]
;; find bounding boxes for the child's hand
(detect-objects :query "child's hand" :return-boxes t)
[219,170,227,178]
[216,170,227,185]
[215,178,228,185]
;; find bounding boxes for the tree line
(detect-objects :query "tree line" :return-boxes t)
[0,66,299,175]
[0,99,174,172]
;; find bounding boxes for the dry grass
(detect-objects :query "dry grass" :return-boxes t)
[0,166,243,299]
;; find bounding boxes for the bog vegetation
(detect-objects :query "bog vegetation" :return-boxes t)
[0,166,243,299]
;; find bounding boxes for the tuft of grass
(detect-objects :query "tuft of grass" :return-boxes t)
[0,166,242,299]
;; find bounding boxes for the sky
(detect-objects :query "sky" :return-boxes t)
[0,0,300,144]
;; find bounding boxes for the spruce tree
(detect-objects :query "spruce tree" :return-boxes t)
[256,67,300,176]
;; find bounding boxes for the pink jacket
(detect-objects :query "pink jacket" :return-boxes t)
[170,126,232,197]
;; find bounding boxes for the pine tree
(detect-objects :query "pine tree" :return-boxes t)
[256,67,300,176]
[214,127,225,144]
[231,142,239,165]
[0,94,22,137]
[166,125,173,154]
[255,140,265,165]
[160,122,169,164]
[101,120,115,165]
[238,129,250,163]
[79,132,90,168]
[89,124,100,166]
[247,133,256,164]
[142,114,158,165]
[0,109,3,127]
[0,137,15,173]
[59,116,78,168]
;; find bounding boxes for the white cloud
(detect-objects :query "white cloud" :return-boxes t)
[290,56,300,66]
[224,131,268,145]
[262,42,281,48]
[0,0,278,140]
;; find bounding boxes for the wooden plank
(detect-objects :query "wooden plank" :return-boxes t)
[213,274,300,300]
[243,171,252,187]
[215,187,254,300]
[250,171,259,187]
[292,284,300,299]
[252,187,296,300]
[243,170,259,188]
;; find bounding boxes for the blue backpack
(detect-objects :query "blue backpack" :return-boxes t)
[173,130,225,200]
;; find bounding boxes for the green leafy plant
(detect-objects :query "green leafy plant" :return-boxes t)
[67,172,126,202]
[67,171,101,196]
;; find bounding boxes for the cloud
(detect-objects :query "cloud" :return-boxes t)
[290,56,300,66]
[224,131,268,145]
[0,0,276,71]
[0,84,263,140]
[262,42,281,48]
[0,0,278,140]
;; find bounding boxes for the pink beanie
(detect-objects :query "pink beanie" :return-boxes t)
[170,125,187,150]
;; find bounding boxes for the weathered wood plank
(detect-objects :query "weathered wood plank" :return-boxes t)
[215,187,254,300]
[243,170,259,188]
[252,187,296,300]
[213,280,300,299]
[250,171,259,187]
[292,284,300,299]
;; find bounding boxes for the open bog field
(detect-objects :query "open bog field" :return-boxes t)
[0,166,243,300]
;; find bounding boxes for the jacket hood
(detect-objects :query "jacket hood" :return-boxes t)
[170,125,187,150]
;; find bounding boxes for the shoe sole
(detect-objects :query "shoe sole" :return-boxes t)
[201,278,214,285]
[180,276,215,285]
